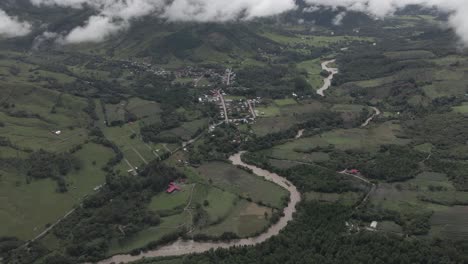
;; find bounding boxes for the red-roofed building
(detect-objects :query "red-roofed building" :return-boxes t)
[166,182,181,193]
[349,169,360,175]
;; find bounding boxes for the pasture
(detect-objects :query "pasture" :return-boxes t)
[271,121,410,156]
[0,143,114,240]
[0,85,89,152]
[194,199,273,238]
[297,59,323,89]
[196,162,288,209]
[368,171,468,238]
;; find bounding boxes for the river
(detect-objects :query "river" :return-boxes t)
[95,152,301,264]
[361,107,381,127]
[317,60,339,97]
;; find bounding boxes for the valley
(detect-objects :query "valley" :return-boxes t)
[0,3,468,264]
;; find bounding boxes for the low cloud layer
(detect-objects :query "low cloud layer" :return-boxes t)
[31,0,296,43]
[11,0,468,45]
[306,0,468,44]
[0,9,32,38]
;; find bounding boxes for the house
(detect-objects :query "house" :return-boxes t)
[370,221,378,229]
[349,169,360,175]
[166,182,181,193]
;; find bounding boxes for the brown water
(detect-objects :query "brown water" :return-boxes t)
[95,151,301,264]
[317,60,339,97]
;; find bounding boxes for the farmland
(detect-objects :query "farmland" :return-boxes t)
[1,4,468,264]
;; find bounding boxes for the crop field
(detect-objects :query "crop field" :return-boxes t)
[252,116,297,136]
[0,143,114,240]
[194,199,273,238]
[274,98,297,106]
[297,59,323,89]
[255,106,281,118]
[430,206,468,240]
[196,162,288,209]
[384,50,435,60]
[252,101,323,136]
[126,97,162,119]
[353,68,433,89]
[108,212,191,256]
[368,171,468,238]
[305,191,361,206]
[160,118,208,141]
[0,85,90,152]
[105,102,127,123]
[260,32,374,48]
[331,104,366,113]
[265,149,330,164]
[452,103,468,114]
[272,121,409,154]
[377,221,403,234]
[149,187,193,211]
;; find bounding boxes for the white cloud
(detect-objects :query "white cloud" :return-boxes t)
[304,0,468,44]
[64,15,126,43]
[31,0,296,43]
[332,12,347,26]
[28,0,468,45]
[0,9,32,38]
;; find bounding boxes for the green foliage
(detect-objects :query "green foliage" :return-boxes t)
[362,145,422,182]
[46,161,184,262]
[136,203,468,264]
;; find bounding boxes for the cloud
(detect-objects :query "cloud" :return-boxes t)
[332,12,347,26]
[64,15,127,43]
[0,9,32,38]
[304,0,468,44]
[31,0,296,43]
[29,0,468,45]
[163,0,296,22]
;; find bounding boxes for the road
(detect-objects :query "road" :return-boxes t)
[225,68,233,86]
[317,60,339,97]
[94,151,301,264]
[28,208,76,245]
[247,100,257,119]
[216,90,229,123]
[338,170,375,209]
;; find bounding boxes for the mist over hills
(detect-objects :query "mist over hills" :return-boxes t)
[0,0,466,47]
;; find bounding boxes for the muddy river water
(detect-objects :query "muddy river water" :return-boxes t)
[96,151,301,264]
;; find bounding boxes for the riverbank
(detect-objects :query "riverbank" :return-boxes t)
[95,152,301,264]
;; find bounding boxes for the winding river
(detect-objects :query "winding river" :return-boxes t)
[317,60,339,97]
[96,152,301,264]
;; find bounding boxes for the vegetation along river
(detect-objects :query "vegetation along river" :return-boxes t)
[96,151,301,264]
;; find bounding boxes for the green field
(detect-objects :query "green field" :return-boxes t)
[271,121,409,156]
[305,191,361,206]
[261,32,374,48]
[453,103,468,114]
[0,86,89,152]
[298,59,323,89]
[196,162,288,209]
[0,143,114,240]
[194,199,272,238]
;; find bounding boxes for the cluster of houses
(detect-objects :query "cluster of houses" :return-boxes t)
[118,59,170,76]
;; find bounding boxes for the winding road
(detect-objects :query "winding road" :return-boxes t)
[317,60,339,97]
[95,151,301,264]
